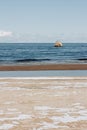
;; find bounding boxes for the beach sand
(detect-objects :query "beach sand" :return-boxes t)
[0,77,87,130]
[0,64,87,71]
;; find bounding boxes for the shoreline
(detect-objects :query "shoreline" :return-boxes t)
[0,76,87,78]
[0,64,87,71]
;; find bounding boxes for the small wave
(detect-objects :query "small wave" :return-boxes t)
[16,58,51,62]
[78,58,87,61]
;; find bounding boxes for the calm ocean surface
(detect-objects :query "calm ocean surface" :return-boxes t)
[0,43,87,65]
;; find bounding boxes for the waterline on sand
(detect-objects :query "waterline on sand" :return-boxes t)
[0,70,87,77]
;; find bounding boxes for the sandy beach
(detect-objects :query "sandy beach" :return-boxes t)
[0,77,87,130]
[0,64,87,71]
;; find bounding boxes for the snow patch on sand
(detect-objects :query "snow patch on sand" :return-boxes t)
[0,114,32,121]
[0,86,26,91]
[35,103,87,123]
[3,101,15,105]
[0,107,32,129]
[0,124,15,130]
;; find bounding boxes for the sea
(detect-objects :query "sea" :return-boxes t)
[0,43,87,65]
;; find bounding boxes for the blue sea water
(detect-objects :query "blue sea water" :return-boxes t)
[0,43,87,65]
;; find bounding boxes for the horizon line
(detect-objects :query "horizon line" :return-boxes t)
[0,42,87,44]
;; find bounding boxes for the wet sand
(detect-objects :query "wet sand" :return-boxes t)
[0,64,87,71]
[0,77,87,130]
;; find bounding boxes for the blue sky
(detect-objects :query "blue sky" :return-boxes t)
[0,0,87,43]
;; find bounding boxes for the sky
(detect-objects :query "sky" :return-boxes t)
[0,0,87,43]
